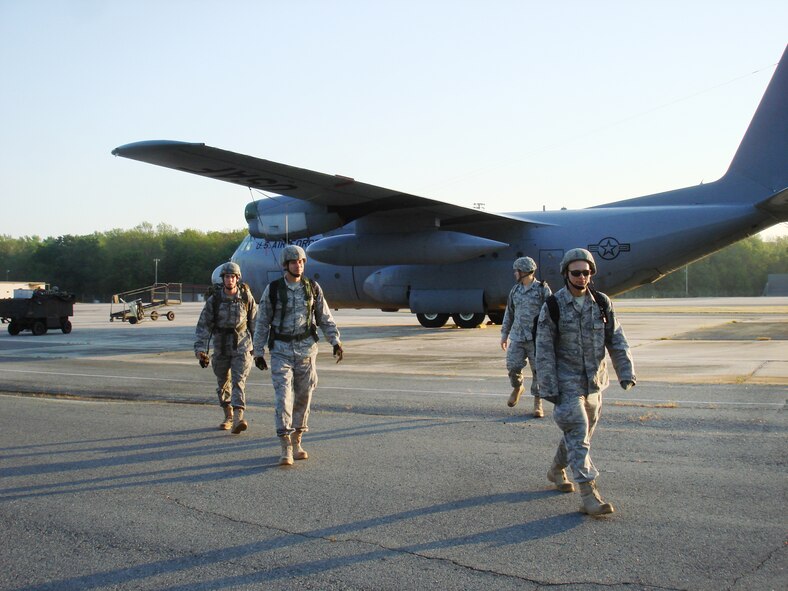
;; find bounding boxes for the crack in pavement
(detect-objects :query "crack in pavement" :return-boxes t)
[158,491,690,590]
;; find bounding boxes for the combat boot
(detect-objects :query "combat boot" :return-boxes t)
[579,481,615,516]
[507,385,524,407]
[291,431,308,460]
[533,396,544,418]
[547,463,575,493]
[219,406,233,430]
[279,435,293,466]
[231,407,248,434]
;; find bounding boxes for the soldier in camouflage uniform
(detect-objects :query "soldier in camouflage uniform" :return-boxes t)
[535,248,635,516]
[194,261,257,434]
[501,256,552,417]
[253,245,343,466]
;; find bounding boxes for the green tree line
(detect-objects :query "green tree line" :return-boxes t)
[0,223,247,302]
[619,235,787,297]
[0,226,785,301]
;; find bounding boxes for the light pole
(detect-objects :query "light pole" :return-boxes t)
[154,258,161,285]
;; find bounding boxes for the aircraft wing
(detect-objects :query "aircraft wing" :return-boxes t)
[112,140,546,227]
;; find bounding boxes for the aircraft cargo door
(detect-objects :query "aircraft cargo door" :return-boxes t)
[539,249,564,289]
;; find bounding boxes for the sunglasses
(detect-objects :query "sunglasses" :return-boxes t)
[569,270,592,277]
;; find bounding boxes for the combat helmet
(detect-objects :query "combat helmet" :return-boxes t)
[513,257,537,273]
[560,248,596,276]
[280,244,307,267]
[220,261,242,279]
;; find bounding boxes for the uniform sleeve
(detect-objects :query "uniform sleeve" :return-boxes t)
[604,300,636,384]
[500,287,515,340]
[194,298,215,355]
[314,283,340,346]
[252,285,273,356]
[535,302,559,398]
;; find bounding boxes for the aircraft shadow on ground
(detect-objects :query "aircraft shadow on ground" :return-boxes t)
[9,490,582,591]
[0,418,472,501]
[2,414,585,588]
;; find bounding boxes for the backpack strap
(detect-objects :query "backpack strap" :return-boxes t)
[588,286,613,342]
[267,277,318,347]
[546,294,560,327]
[533,293,560,339]
[210,283,222,323]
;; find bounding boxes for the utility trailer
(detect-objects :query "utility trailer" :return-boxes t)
[0,289,76,335]
[110,283,182,324]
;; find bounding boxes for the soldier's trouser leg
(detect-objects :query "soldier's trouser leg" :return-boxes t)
[552,392,602,483]
[506,340,527,388]
[228,350,252,410]
[523,340,540,398]
[272,352,317,437]
[291,352,318,434]
[212,354,232,407]
[271,355,294,437]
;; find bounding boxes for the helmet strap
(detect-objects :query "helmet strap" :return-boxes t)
[564,275,589,295]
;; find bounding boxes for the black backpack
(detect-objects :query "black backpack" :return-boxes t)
[266,276,320,347]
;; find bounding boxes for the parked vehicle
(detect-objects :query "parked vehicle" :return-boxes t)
[0,289,75,335]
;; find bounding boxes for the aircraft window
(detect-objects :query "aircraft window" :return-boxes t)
[517,252,523,257]
[314,273,320,279]
[492,252,498,258]
[334,273,340,279]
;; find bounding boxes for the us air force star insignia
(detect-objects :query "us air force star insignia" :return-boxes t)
[588,237,631,260]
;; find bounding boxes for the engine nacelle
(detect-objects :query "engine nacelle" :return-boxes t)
[307,231,508,266]
[245,196,344,240]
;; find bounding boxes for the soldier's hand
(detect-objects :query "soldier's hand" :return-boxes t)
[501,339,508,351]
[197,352,210,368]
[254,356,268,371]
[333,343,344,363]
[620,380,635,391]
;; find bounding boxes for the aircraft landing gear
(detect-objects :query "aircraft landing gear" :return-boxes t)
[416,312,492,328]
[451,313,486,329]
[416,313,450,328]
[487,312,504,325]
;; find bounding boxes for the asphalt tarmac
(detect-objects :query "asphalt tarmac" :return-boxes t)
[0,299,785,590]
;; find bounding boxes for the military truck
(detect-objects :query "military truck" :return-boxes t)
[0,289,76,335]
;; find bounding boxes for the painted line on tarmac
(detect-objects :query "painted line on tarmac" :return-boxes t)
[0,368,201,383]
[0,368,783,408]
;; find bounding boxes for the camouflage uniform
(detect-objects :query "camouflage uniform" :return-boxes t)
[501,280,552,395]
[535,286,634,483]
[253,278,340,437]
[194,286,257,410]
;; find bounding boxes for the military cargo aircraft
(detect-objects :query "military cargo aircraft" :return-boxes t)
[113,47,786,328]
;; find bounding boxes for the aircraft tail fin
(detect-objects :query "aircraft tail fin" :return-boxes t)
[725,45,788,193]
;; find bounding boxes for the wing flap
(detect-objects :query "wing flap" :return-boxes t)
[112,140,544,227]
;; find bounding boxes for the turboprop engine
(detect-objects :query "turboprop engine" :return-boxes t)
[245,196,345,240]
[306,231,508,266]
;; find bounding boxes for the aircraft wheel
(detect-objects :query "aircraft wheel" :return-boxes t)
[166,311,175,321]
[32,320,47,336]
[150,311,159,321]
[416,313,449,328]
[487,312,504,325]
[452,312,486,329]
[8,321,21,336]
[61,320,72,334]
[128,316,138,325]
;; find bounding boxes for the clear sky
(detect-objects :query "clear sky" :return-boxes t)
[1,1,786,240]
